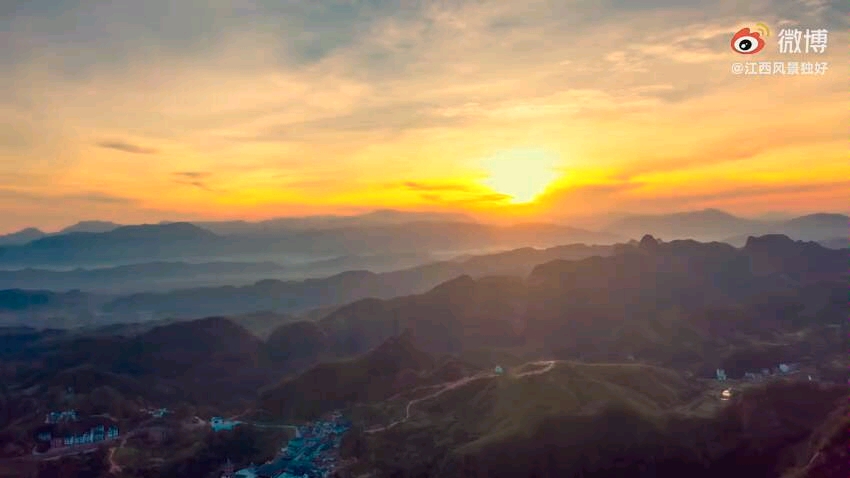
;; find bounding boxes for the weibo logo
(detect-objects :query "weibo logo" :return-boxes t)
[731,25,769,54]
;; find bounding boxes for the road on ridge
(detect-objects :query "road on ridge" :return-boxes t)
[365,361,556,434]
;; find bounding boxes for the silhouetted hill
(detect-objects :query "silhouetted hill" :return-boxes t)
[121,317,264,380]
[229,311,300,339]
[318,275,527,357]
[58,221,122,234]
[782,401,850,478]
[259,332,435,420]
[779,213,847,242]
[194,209,477,235]
[0,326,67,360]
[607,210,848,245]
[0,260,287,293]
[0,289,96,318]
[99,243,614,321]
[256,235,848,374]
[744,234,849,281]
[0,228,46,246]
[346,365,848,478]
[15,317,272,407]
[270,221,619,256]
[263,320,330,368]
[0,217,619,269]
[607,209,763,241]
[0,223,222,266]
[819,237,850,249]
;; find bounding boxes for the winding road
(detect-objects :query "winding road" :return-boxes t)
[365,361,556,434]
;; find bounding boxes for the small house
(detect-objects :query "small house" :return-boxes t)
[210,417,239,432]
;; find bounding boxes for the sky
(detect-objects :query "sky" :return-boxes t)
[1,0,848,232]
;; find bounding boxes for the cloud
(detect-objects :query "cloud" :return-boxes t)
[538,179,850,217]
[0,188,136,205]
[399,180,511,206]
[172,172,216,191]
[419,191,512,205]
[97,140,158,154]
[638,180,850,205]
[173,171,210,179]
[62,192,137,204]
[402,181,474,192]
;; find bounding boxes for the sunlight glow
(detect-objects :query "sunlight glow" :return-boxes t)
[480,149,562,204]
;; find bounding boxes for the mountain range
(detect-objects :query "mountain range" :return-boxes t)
[606,209,847,243]
[0,209,844,269]
[0,243,618,327]
[1,233,847,477]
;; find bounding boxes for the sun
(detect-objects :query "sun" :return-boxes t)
[480,148,561,203]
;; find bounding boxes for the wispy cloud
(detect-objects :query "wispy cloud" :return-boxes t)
[97,140,158,155]
[172,171,216,191]
[419,192,512,205]
[173,171,210,179]
[0,188,135,205]
[402,181,474,192]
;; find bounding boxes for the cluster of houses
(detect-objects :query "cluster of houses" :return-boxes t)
[34,411,120,453]
[743,363,806,381]
[44,410,78,424]
[716,363,806,400]
[230,411,351,478]
[716,363,802,383]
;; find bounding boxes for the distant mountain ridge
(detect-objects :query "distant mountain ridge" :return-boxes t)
[0,219,619,268]
[265,234,846,366]
[0,227,47,246]
[0,209,843,267]
[59,220,122,234]
[607,209,848,243]
[0,261,288,292]
[191,209,478,235]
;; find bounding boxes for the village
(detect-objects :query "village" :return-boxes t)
[713,361,818,400]
[225,411,352,478]
[32,410,120,456]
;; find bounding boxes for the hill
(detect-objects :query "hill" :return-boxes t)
[607,209,848,245]
[778,213,847,242]
[98,243,614,321]
[317,274,527,358]
[606,209,765,241]
[258,235,848,377]
[194,209,477,235]
[14,317,272,408]
[259,331,436,421]
[342,363,848,478]
[0,228,46,246]
[59,221,122,234]
[0,289,101,329]
[0,218,618,269]
[0,223,222,267]
[0,261,288,293]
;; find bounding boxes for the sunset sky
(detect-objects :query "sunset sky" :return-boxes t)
[2,0,848,233]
